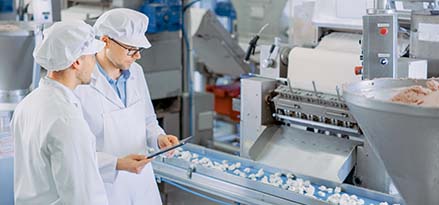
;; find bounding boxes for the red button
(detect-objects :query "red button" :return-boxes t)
[379,28,388,36]
[354,66,363,75]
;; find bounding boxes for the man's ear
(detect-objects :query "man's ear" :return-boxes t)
[71,59,81,71]
[101,35,110,48]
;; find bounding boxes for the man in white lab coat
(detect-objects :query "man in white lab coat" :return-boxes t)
[74,8,180,205]
[11,21,112,205]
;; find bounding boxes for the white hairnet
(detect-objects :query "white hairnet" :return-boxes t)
[93,8,151,49]
[33,20,105,72]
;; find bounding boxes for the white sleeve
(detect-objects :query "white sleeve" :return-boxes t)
[96,152,119,183]
[47,117,108,205]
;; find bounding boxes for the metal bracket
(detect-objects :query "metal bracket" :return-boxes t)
[186,164,196,179]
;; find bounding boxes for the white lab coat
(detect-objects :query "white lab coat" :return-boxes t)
[74,62,164,205]
[11,77,108,205]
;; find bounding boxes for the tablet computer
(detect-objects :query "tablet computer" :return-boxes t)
[146,136,193,159]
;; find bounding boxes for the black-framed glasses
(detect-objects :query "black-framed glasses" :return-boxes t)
[108,37,144,57]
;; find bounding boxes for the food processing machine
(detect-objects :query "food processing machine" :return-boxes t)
[152,0,439,204]
[344,78,439,205]
[348,1,439,203]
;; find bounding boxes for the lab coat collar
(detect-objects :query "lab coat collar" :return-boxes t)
[40,77,81,108]
[90,63,138,108]
[96,62,132,84]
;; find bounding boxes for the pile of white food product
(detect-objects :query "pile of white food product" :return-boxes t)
[172,148,399,205]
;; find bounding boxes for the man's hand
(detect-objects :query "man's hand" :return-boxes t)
[116,154,152,174]
[158,134,179,156]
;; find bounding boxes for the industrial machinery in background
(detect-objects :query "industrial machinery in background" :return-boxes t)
[139,0,182,33]
[353,0,439,204]
[149,1,404,203]
[362,0,439,78]
[236,0,437,204]
[0,1,60,204]
[150,1,417,204]
[231,0,289,46]
[189,7,249,153]
[191,0,291,155]
[1,0,438,204]
[137,0,185,143]
[0,0,60,105]
[137,0,216,148]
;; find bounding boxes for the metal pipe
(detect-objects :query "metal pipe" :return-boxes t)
[375,0,384,8]
[273,113,362,137]
[212,141,240,155]
[374,0,389,9]
[17,0,25,21]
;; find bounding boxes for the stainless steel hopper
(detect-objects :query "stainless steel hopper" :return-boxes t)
[343,78,439,205]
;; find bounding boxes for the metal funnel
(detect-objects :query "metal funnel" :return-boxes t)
[343,78,439,205]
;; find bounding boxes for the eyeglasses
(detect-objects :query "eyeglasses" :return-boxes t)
[108,37,144,57]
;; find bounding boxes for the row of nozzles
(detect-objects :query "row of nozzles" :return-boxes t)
[276,108,358,130]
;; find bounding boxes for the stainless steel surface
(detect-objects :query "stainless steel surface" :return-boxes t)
[248,125,361,183]
[343,78,439,205]
[145,70,181,100]
[212,140,239,154]
[17,0,25,20]
[260,45,288,79]
[153,143,404,205]
[273,114,361,137]
[396,57,427,78]
[0,21,35,102]
[292,1,319,48]
[182,92,214,148]
[157,111,180,139]
[271,85,360,136]
[154,160,304,205]
[241,77,361,183]
[240,76,397,192]
[0,89,28,103]
[51,0,61,21]
[355,142,393,194]
[137,32,182,100]
[240,77,276,158]
[410,10,439,77]
[362,13,398,79]
[191,10,250,77]
[374,0,391,10]
[140,32,182,73]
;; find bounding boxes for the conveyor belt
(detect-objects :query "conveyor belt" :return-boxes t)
[153,143,403,205]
